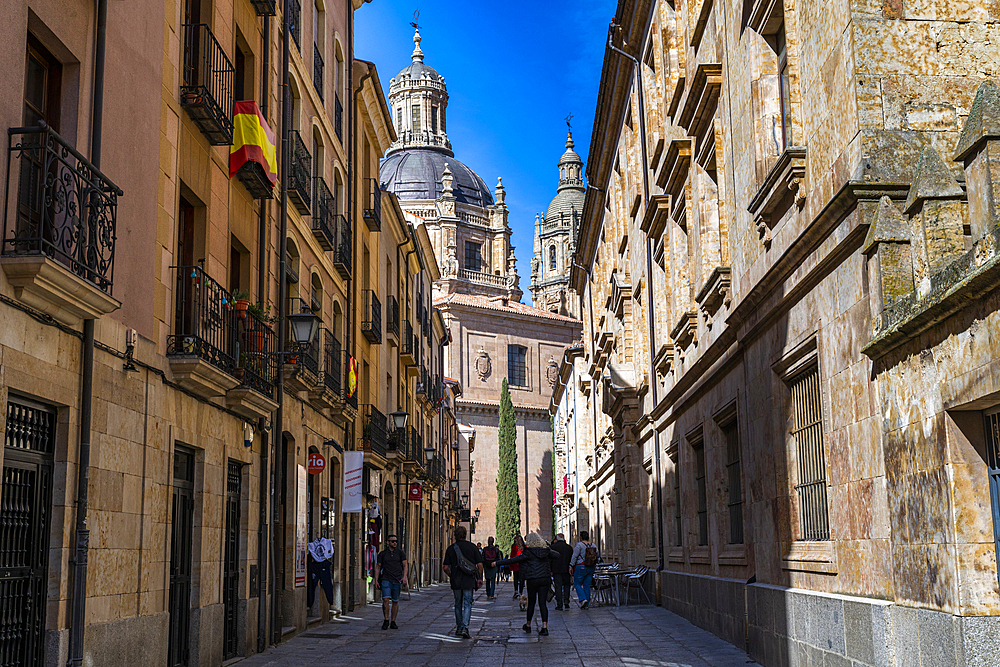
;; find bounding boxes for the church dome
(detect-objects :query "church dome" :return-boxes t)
[545,188,584,221]
[380,148,495,207]
[545,130,585,221]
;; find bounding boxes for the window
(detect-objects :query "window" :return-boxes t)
[24,36,62,130]
[549,245,557,271]
[431,106,438,133]
[772,24,791,152]
[985,410,1000,581]
[507,345,527,387]
[673,453,682,546]
[396,107,402,133]
[411,104,421,133]
[464,241,482,272]
[723,421,743,544]
[790,366,829,541]
[691,436,708,546]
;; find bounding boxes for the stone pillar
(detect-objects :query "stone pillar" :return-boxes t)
[862,196,914,318]
[954,80,1000,242]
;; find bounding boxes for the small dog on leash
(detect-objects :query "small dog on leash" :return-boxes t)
[518,594,528,611]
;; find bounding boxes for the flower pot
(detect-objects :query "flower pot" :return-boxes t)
[235,299,250,320]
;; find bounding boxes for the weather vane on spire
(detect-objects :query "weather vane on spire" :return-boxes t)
[410,9,420,31]
[565,112,574,135]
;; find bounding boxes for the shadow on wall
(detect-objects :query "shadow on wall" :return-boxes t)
[536,449,553,538]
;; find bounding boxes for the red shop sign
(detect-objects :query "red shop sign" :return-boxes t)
[408,482,422,501]
[308,452,326,475]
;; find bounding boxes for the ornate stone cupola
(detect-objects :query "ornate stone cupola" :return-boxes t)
[387,28,452,156]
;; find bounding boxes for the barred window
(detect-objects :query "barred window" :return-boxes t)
[507,345,527,387]
[692,438,708,546]
[549,245,556,271]
[673,453,682,547]
[723,421,744,544]
[411,104,421,132]
[790,366,829,541]
[464,241,482,272]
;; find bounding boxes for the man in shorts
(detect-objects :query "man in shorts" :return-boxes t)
[373,534,407,629]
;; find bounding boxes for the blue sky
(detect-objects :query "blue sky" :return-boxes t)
[355,0,616,303]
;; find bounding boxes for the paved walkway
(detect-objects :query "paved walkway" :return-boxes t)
[240,579,760,666]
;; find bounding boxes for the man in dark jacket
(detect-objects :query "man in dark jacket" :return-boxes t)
[443,525,483,638]
[550,533,574,611]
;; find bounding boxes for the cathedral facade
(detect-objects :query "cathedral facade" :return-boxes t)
[379,30,582,539]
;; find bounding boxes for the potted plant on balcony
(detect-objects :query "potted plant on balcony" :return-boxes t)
[361,421,373,452]
[232,290,250,321]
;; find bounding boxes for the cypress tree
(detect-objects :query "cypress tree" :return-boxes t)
[495,378,520,556]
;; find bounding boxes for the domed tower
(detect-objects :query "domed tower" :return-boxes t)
[380,27,521,301]
[530,129,584,318]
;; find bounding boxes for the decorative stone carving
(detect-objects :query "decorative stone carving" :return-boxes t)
[546,358,559,387]
[748,146,808,247]
[441,241,459,277]
[474,348,491,381]
[695,266,732,329]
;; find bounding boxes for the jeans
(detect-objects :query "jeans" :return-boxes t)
[525,577,550,623]
[553,572,571,608]
[307,559,334,608]
[453,588,473,631]
[380,579,402,602]
[574,565,595,604]
[484,566,498,597]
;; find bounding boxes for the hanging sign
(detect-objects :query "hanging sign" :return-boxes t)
[408,482,423,501]
[342,451,364,512]
[294,465,307,586]
[308,451,326,475]
[347,357,358,398]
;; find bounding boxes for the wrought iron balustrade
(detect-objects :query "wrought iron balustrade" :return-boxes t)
[313,44,324,101]
[387,295,400,337]
[401,321,413,357]
[312,177,335,250]
[323,329,341,395]
[167,266,238,374]
[332,212,351,279]
[289,0,301,49]
[295,327,320,375]
[288,130,312,214]
[415,366,428,396]
[361,404,387,457]
[407,426,420,463]
[363,178,382,231]
[361,289,382,344]
[181,23,235,145]
[237,311,278,398]
[334,95,343,143]
[249,0,277,16]
[2,124,122,292]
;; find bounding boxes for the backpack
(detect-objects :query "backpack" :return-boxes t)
[482,545,500,562]
[583,542,598,568]
[452,543,477,576]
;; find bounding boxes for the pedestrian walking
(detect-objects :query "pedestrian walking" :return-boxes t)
[570,530,600,609]
[373,534,407,630]
[490,532,560,636]
[443,525,483,638]
[481,537,503,599]
[510,534,525,599]
[306,537,335,611]
[550,532,574,610]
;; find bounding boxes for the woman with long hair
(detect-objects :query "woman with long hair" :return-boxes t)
[509,534,525,598]
[491,532,560,635]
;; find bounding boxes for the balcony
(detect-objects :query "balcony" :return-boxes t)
[400,320,415,364]
[313,44,324,102]
[361,404,388,458]
[332,212,351,279]
[289,0,301,49]
[180,24,235,145]
[334,95,343,143]
[386,294,400,342]
[360,289,382,344]
[458,268,509,288]
[322,329,341,396]
[288,130,312,215]
[415,366,429,399]
[1,124,122,325]
[283,326,320,392]
[227,310,279,419]
[167,266,239,397]
[363,178,382,231]
[249,0,277,16]
[312,177,335,250]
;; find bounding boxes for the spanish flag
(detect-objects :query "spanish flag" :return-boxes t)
[229,101,277,188]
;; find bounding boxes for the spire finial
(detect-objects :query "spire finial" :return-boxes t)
[564,113,574,148]
[409,10,424,63]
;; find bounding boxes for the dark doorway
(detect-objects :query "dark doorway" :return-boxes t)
[168,447,195,667]
[222,460,242,660]
[0,398,56,667]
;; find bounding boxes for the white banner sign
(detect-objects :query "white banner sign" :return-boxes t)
[342,451,364,512]
[294,464,307,587]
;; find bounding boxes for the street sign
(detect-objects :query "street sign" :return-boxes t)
[408,482,422,501]
[308,451,326,475]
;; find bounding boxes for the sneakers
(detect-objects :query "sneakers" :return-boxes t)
[381,620,390,630]
[539,627,549,636]
[459,628,471,639]
[389,621,399,629]
[522,623,531,633]
[582,600,589,610]
[555,605,563,611]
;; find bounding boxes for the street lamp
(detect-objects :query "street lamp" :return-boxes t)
[390,409,409,431]
[461,492,469,508]
[286,307,320,346]
[475,508,481,520]
[423,446,436,461]
[449,478,459,489]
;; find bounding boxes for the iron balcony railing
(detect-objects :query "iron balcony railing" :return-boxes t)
[288,130,311,214]
[415,366,428,396]
[289,0,302,49]
[238,309,278,398]
[249,0,277,16]
[167,266,238,374]
[313,44,324,102]
[361,289,382,344]
[387,295,400,337]
[407,426,421,464]
[388,424,410,458]
[415,431,424,467]
[322,328,341,395]
[180,24,235,145]
[312,177,335,250]
[334,95,343,143]
[296,327,320,376]
[332,212,351,279]
[363,178,381,231]
[361,404,387,457]
[400,321,413,357]
[2,124,122,293]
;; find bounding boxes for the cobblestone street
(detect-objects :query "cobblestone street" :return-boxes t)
[240,580,760,666]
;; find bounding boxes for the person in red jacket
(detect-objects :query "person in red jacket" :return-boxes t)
[510,534,525,599]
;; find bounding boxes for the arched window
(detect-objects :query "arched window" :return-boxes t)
[311,272,323,317]
[549,245,557,271]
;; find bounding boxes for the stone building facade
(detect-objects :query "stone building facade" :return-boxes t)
[379,30,583,540]
[568,1,1000,666]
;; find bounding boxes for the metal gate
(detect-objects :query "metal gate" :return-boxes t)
[986,411,1000,590]
[222,461,242,660]
[0,399,55,667]
[168,448,195,667]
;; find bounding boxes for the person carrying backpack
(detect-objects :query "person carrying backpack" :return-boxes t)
[481,537,503,599]
[443,525,483,638]
[569,530,600,609]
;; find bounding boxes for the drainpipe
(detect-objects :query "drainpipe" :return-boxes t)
[256,13,271,654]
[68,2,107,665]
[270,0,291,644]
